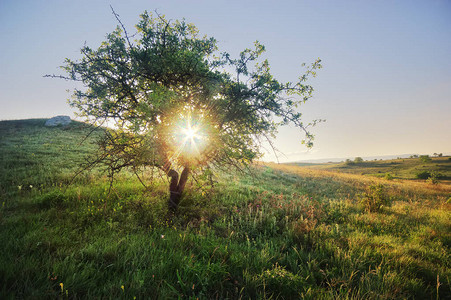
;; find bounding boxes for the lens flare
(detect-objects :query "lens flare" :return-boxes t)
[182,124,198,141]
[171,112,208,162]
[162,104,218,166]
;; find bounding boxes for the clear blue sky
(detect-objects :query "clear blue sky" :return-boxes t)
[1,0,450,161]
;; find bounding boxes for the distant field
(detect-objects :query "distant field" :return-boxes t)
[1,119,450,299]
[287,157,451,183]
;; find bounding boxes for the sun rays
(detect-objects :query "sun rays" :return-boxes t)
[175,117,205,157]
[166,108,211,165]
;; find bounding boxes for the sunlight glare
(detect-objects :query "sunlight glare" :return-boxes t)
[183,125,199,141]
[164,104,219,166]
[169,112,209,164]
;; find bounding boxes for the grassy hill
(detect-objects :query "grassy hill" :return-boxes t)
[0,119,450,299]
[288,157,451,182]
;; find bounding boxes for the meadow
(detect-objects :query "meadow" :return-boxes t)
[0,119,450,299]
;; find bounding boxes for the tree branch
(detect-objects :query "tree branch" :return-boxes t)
[110,5,134,49]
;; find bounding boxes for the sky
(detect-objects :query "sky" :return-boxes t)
[1,0,450,162]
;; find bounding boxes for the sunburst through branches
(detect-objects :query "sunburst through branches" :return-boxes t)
[164,105,217,166]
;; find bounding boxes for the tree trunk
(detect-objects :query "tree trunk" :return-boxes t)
[167,166,190,213]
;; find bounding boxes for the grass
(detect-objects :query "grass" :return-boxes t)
[0,119,450,299]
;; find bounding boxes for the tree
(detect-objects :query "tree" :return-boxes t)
[354,157,363,163]
[49,10,322,213]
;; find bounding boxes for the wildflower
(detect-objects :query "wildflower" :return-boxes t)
[161,235,165,239]
[18,185,22,190]
[121,285,124,292]
[29,185,33,189]
[60,283,64,292]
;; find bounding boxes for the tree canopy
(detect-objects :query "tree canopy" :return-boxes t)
[52,10,322,211]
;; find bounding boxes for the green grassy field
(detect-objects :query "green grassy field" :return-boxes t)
[0,119,450,299]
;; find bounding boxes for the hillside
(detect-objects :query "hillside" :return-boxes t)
[0,119,102,199]
[0,119,450,299]
[288,157,451,182]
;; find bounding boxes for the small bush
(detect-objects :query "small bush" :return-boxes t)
[416,171,430,179]
[345,159,354,165]
[360,184,391,213]
[427,177,438,185]
[416,170,443,182]
[426,171,441,185]
[419,155,431,163]
[384,173,393,180]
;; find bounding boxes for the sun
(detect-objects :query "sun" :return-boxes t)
[163,104,219,165]
[179,118,204,149]
[182,124,199,141]
[169,111,209,162]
